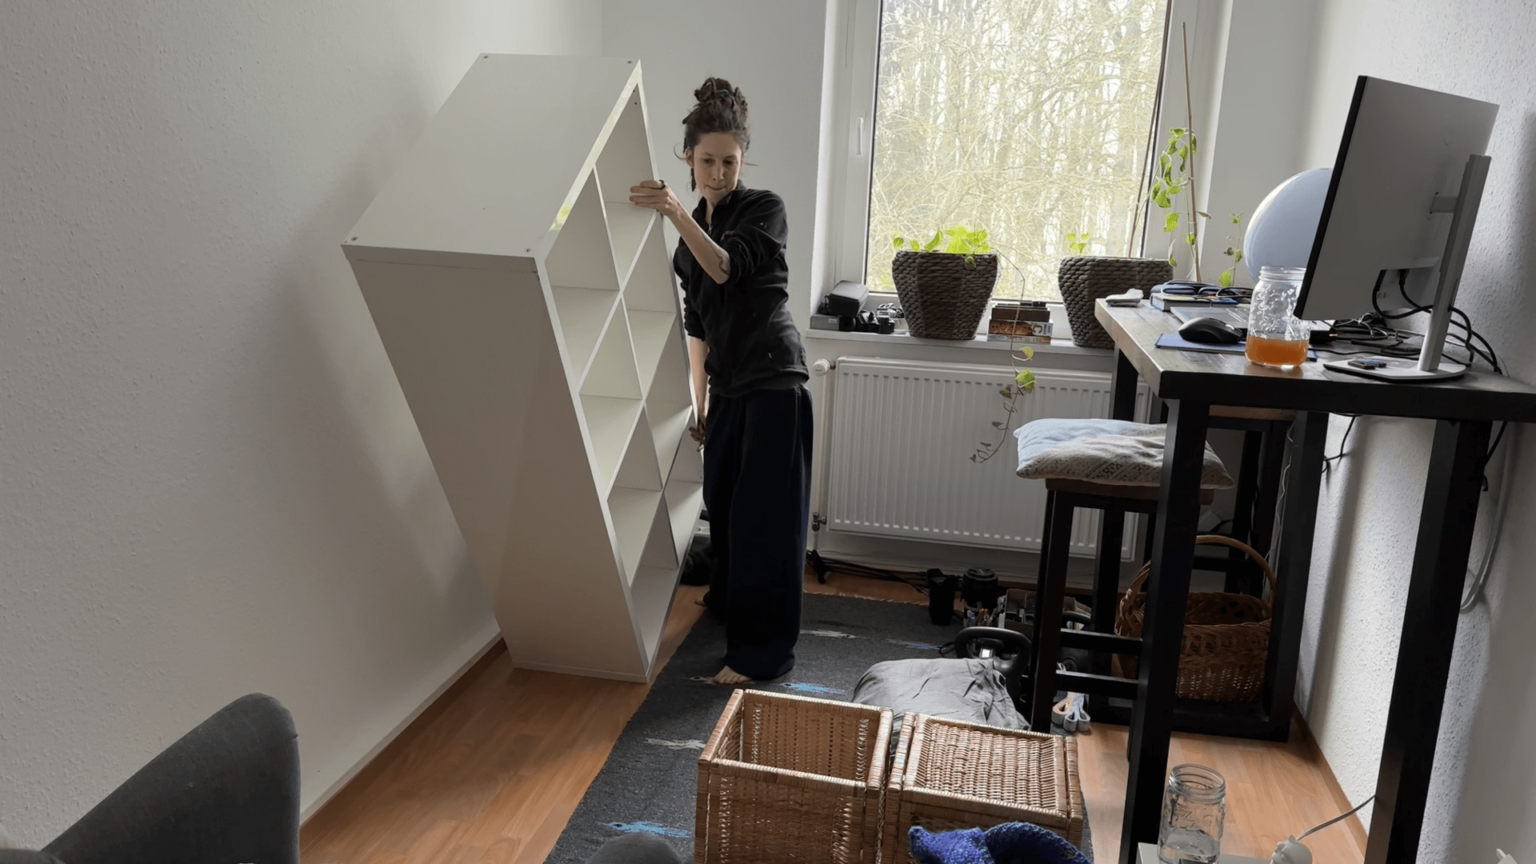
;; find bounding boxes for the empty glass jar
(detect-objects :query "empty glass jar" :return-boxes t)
[1158,764,1226,863]
[1245,265,1309,369]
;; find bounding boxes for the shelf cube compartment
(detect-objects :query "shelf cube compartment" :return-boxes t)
[547,171,622,378]
[664,432,705,564]
[623,218,678,314]
[629,306,676,397]
[647,332,693,474]
[595,86,657,283]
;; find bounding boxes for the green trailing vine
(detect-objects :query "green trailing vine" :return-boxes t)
[971,345,1037,464]
[1219,212,1246,288]
[1149,126,1210,278]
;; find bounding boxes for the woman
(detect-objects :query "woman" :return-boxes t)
[630,77,812,685]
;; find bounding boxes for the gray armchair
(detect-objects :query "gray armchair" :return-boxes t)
[1,693,299,864]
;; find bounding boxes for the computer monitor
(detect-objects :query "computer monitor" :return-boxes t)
[1294,75,1499,381]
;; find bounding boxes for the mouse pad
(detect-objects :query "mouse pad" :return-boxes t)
[1155,332,1317,360]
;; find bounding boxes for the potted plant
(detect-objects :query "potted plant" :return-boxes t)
[890,225,998,340]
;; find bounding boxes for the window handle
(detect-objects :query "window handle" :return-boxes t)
[857,117,865,157]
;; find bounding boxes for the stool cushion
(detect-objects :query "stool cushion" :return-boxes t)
[1014,418,1235,489]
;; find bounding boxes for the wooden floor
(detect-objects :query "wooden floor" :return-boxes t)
[299,569,1365,864]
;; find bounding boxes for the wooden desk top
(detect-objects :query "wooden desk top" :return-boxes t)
[1096,300,1536,422]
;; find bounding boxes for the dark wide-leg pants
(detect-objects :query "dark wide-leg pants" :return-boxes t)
[702,384,813,680]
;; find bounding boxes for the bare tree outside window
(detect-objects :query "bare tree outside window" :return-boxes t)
[867,0,1168,301]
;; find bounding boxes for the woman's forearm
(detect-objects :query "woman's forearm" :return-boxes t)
[671,210,731,285]
[688,336,709,423]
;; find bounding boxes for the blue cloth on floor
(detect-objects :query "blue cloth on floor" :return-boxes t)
[908,822,1090,864]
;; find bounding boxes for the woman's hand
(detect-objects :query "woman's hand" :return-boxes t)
[629,180,682,220]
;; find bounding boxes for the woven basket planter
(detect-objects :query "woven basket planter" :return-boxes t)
[1116,535,1277,702]
[1058,256,1172,349]
[891,250,998,340]
[882,713,1085,864]
[696,690,892,864]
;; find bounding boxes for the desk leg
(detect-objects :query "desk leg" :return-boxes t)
[1118,399,1211,864]
[1111,349,1138,421]
[1261,410,1328,738]
[1365,418,1491,864]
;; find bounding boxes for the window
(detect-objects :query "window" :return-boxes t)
[838,0,1171,302]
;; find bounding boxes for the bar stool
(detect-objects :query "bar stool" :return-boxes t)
[1012,419,1234,730]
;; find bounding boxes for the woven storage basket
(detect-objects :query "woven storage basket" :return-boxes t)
[1116,534,1277,702]
[881,714,1085,864]
[1057,256,1172,349]
[696,689,892,864]
[891,250,998,340]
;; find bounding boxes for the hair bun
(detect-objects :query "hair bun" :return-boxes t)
[694,77,744,109]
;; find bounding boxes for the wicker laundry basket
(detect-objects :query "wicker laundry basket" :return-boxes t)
[881,714,1085,864]
[696,689,892,864]
[891,250,998,340]
[1116,534,1277,702]
[1057,256,1172,348]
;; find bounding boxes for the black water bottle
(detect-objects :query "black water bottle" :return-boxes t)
[925,569,956,624]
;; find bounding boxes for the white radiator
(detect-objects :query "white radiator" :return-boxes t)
[824,356,1146,557]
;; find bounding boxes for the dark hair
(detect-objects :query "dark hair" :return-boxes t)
[681,76,750,190]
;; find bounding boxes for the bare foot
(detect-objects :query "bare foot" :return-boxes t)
[711,666,750,685]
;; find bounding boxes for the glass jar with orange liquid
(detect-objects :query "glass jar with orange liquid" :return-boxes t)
[1245,266,1309,369]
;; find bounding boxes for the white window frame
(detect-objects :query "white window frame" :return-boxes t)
[819,0,1224,308]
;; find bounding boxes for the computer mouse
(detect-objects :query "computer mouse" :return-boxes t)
[1178,316,1243,345]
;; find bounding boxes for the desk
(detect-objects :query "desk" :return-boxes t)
[1096,300,1536,864]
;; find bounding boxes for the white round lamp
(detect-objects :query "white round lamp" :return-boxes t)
[1243,168,1332,281]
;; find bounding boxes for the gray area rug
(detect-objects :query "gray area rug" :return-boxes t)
[545,590,1092,864]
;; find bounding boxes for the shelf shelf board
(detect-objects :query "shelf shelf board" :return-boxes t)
[582,394,644,489]
[552,286,620,376]
[629,309,675,395]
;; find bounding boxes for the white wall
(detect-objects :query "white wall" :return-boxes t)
[599,0,831,341]
[0,0,600,845]
[1277,2,1536,861]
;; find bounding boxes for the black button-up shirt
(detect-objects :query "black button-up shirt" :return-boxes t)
[674,185,808,398]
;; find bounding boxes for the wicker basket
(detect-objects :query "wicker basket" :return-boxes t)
[1057,256,1172,349]
[891,251,998,340]
[1115,535,1277,702]
[696,690,892,864]
[881,714,1085,864]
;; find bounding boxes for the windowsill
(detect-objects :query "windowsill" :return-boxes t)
[803,327,1111,357]
[804,300,1112,357]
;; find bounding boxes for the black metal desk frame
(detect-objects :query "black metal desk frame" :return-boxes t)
[1096,301,1536,864]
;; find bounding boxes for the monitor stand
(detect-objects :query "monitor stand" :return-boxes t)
[1326,153,1490,384]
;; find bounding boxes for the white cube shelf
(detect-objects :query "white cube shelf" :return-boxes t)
[342,54,701,681]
